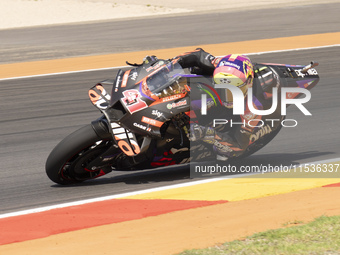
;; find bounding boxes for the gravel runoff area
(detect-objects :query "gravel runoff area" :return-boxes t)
[1,0,339,30]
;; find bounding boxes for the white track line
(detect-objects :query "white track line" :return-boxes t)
[0,157,339,219]
[244,44,340,56]
[0,44,339,82]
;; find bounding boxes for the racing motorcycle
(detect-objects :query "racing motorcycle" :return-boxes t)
[45,56,320,184]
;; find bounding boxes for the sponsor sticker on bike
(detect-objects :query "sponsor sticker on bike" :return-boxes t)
[121,89,148,114]
[166,99,187,109]
[141,116,164,127]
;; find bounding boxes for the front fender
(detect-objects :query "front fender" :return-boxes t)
[91,116,112,140]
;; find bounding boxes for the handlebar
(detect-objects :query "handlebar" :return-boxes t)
[301,61,319,74]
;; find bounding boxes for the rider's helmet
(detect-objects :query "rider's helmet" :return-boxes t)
[213,54,254,108]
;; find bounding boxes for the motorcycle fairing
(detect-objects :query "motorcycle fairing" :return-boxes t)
[88,84,111,110]
[89,84,141,156]
[264,63,320,98]
[107,59,191,137]
[110,122,141,156]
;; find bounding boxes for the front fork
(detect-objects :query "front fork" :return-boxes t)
[88,116,155,170]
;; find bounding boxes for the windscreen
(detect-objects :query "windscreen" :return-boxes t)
[146,62,188,98]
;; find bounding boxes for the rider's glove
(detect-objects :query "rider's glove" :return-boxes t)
[188,124,215,144]
[188,123,232,161]
[190,66,205,75]
[188,124,204,141]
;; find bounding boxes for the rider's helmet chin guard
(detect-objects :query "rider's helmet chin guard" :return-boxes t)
[213,54,254,108]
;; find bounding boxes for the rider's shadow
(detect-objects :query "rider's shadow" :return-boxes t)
[238,150,334,166]
[57,150,334,187]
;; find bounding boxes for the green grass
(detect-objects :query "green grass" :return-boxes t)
[177,215,340,255]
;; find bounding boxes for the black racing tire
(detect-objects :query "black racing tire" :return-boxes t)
[45,124,114,185]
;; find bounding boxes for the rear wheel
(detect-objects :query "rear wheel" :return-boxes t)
[45,125,115,185]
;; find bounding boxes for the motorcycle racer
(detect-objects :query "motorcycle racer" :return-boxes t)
[45,47,319,184]
[174,48,283,161]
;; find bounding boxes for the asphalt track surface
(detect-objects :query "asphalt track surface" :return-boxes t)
[1,4,340,215]
[1,2,340,64]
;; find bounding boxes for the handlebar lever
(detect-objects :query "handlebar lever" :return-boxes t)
[301,61,319,74]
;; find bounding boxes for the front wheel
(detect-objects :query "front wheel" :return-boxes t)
[45,124,115,185]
